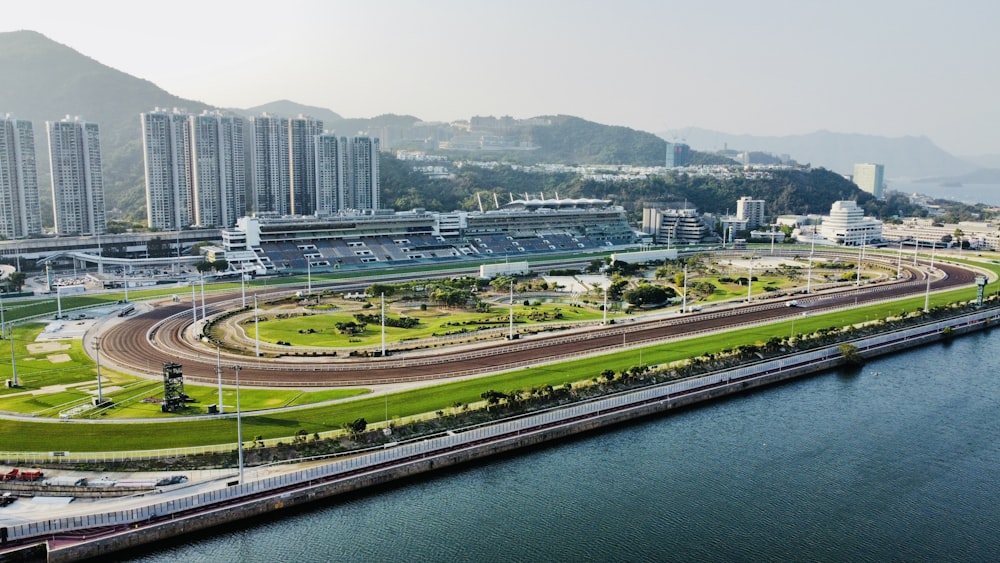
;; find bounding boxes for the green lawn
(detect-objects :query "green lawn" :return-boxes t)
[252,302,607,347]
[0,254,992,451]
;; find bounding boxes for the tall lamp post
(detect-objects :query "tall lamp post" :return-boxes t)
[232,364,244,483]
[93,338,104,404]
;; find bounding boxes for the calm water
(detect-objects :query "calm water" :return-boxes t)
[891,181,1000,206]
[121,331,1000,563]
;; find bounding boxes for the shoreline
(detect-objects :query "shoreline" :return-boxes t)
[3,306,995,561]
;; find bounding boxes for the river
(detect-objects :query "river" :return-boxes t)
[121,330,1000,562]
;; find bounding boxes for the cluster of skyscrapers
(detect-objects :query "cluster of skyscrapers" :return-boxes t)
[0,110,382,240]
[1,114,106,239]
[142,109,381,230]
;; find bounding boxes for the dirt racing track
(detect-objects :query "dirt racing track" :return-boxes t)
[97,253,979,388]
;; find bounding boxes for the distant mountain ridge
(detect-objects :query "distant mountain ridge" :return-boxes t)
[660,127,977,180]
[0,29,981,225]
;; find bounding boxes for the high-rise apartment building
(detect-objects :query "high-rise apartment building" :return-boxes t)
[289,116,323,215]
[665,142,691,168]
[191,111,246,228]
[47,116,106,236]
[250,114,290,216]
[735,196,766,229]
[141,108,193,230]
[0,115,42,239]
[347,136,380,211]
[853,163,885,199]
[315,134,347,214]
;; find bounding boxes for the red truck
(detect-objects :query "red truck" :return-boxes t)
[2,468,18,481]
[18,469,43,481]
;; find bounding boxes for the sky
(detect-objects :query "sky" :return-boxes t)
[3,0,999,156]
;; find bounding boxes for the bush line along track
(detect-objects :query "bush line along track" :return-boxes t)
[97,250,977,387]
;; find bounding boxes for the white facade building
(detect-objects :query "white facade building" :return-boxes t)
[289,115,323,216]
[0,115,42,238]
[735,196,766,229]
[853,163,885,199]
[191,111,246,228]
[47,116,106,236]
[141,109,193,230]
[819,200,882,246]
[642,206,710,245]
[347,136,380,211]
[250,114,290,216]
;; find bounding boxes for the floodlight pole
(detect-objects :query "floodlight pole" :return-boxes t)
[897,240,903,279]
[306,260,312,295]
[240,268,246,308]
[856,239,864,287]
[216,344,223,414]
[200,274,206,322]
[232,364,244,483]
[747,259,753,302]
[191,285,197,332]
[602,283,608,325]
[254,294,260,358]
[682,265,688,313]
[94,338,103,404]
[9,325,16,387]
[123,266,129,303]
[508,282,514,339]
[381,292,386,357]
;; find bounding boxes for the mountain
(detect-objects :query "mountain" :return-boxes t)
[660,127,977,180]
[239,100,343,123]
[0,30,214,221]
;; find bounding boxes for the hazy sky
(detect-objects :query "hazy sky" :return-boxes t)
[4,0,998,155]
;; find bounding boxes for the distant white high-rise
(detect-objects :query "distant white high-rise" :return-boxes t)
[735,196,766,229]
[348,136,380,211]
[853,163,885,199]
[141,108,193,230]
[250,114,290,216]
[191,111,246,227]
[47,116,106,236]
[289,116,323,215]
[0,115,42,239]
[315,134,347,214]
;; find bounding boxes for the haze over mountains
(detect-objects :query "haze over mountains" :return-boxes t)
[1,29,993,222]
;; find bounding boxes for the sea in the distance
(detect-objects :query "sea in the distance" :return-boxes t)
[891,181,1000,206]
[119,330,1000,562]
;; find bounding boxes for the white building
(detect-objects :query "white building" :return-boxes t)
[250,114,291,216]
[289,115,323,216]
[0,115,42,238]
[853,163,885,199]
[47,116,106,236]
[315,134,347,215]
[141,109,193,230]
[642,206,710,245]
[819,200,882,246]
[347,136,380,211]
[735,196,766,229]
[191,111,246,228]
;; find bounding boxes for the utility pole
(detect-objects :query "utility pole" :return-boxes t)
[232,364,244,483]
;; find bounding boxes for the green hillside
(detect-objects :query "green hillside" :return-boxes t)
[0,30,213,223]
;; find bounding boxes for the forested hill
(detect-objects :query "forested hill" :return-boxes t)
[381,156,881,219]
[522,115,732,166]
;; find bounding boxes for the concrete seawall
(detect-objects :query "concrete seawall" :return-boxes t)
[8,312,993,562]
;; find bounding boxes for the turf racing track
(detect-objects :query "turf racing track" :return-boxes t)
[97,251,980,388]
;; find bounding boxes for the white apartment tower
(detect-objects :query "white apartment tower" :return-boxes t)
[0,115,42,238]
[348,136,380,211]
[315,134,347,214]
[289,116,323,215]
[853,163,885,199]
[250,114,290,216]
[735,196,766,229]
[47,116,106,236]
[191,111,246,227]
[141,109,193,230]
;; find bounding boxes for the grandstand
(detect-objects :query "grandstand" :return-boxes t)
[223,198,636,273]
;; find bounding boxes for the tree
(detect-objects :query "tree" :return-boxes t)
[349,418,367,434]
[7,271,26,292]
[839,343,864,366]
[623,284,676,307]
[367,283,397,298]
